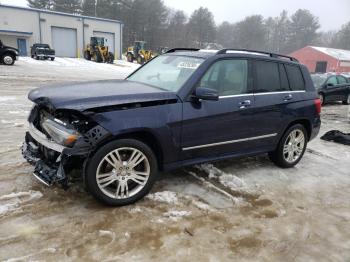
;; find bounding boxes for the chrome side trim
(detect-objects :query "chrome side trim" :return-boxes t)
[182,133,278,151]
[219,94,253,99]
[254,91,306,96]
[28,123,66,153]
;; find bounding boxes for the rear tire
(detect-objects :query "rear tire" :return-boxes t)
[85,139,158,206]
[50,57,55,61]
[342,94,350,105]
[269,124,308,168]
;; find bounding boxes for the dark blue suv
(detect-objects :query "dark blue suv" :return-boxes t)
[23,48,321,206]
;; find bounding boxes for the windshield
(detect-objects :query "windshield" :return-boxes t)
[311,74,327,89]
[36,44,49,48]
[127,55,204,92]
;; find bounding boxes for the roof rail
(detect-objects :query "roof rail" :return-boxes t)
[216,48,299,62]
[166,48,200,53]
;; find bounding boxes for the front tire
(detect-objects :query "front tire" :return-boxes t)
[269,124,308,168]
[127,53,133,63]
[319,93,325,105]
[85,139,158,206]
[1,54,15,65]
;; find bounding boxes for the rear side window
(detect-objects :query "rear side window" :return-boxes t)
[285,65,305,90]
[279,64,290,91]
[254,61,282,92]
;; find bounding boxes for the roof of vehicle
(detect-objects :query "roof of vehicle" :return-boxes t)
[165,48,300,64]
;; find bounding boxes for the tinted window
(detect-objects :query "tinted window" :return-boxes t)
[279,64,290,91]
[337,76,348,84]
[285,65,305,90]
[326,76,338,85]
[199,59,248,96]
[255,61,281,92]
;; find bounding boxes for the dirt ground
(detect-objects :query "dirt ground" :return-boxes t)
[0,58,349,262]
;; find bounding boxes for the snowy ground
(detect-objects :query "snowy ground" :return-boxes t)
[0,58,349,261]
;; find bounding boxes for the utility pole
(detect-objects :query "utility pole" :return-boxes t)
[94,0,97,17]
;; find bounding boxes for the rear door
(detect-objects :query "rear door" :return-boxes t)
[336,75,350,101]
[181,58,257,159]
[251,61,306,148]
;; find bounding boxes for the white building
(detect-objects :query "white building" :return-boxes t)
[0,4,123,59]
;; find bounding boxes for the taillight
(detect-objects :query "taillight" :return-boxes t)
[314,98,321,115]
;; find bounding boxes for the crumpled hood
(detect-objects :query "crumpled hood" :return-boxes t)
[28,79,178,111]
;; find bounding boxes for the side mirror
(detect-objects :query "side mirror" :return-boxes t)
[194,87,219,101]
[326,83,334,88]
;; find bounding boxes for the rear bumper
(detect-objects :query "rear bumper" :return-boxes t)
[36,54,55,58]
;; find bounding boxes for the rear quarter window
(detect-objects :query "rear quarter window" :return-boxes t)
[285,65,305,91]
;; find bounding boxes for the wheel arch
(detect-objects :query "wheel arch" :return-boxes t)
[282,119,312,141]
[2,51,16,60]
[90,129,164,171]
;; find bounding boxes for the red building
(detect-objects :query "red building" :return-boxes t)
[289,46,350,73]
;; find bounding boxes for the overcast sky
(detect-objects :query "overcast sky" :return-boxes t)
[1,0,349,31]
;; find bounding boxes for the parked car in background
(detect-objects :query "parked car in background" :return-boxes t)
[31,43,55,61]
[0,39,19,65]
[311,74,350,105]
[23,48,321,206]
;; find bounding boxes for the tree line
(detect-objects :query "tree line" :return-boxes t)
[27,0,350,54]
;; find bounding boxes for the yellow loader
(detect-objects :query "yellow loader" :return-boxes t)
[126,41,153,64]
[84,37,114,64]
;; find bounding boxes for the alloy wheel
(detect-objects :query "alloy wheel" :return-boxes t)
[283,129,305,163]
[3,55,13,65]
[96,147,150,199]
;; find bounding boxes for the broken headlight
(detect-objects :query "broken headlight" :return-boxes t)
[41,118,80,147]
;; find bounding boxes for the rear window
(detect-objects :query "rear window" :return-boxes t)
[255,61,282,92]
[285,65,305,91]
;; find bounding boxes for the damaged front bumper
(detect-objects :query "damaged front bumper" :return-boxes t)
[22,120,109,188]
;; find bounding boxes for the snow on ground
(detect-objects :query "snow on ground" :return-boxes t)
[0,58,349,261]
[146,191,179,204]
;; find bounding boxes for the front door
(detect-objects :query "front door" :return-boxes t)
[181,59,257,160]
[17,38,27,56]
[325,76,342,102]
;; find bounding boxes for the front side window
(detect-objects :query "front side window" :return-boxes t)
[198,59,248,96]
[285,65,305,91]
[326,76,338,85]
[337,75,348,84]
[127,55,204,92]
[255,61,281,93]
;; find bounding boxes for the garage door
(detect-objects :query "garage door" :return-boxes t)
[93,31,115,54]
[52,27,77,57]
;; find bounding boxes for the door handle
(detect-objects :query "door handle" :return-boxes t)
[239,100,251,109]
[283,94,293,101]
